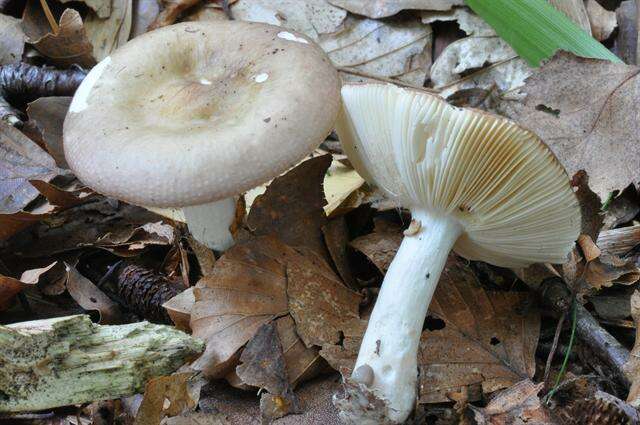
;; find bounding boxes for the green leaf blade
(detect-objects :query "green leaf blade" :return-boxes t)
[464,0,622,66]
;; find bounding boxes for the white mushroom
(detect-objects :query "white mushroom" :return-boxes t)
[334,83,581,424]
[64,21,341,251]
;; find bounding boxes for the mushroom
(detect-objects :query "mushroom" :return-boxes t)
[63,21,341,251]
[334,83,581,424]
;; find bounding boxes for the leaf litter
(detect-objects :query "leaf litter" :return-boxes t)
[2,0,640,423]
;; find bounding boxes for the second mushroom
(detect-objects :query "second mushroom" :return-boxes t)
[333,83,581,424]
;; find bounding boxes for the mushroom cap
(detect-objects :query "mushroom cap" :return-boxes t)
[63,21,341,207]
[337,83,581,268]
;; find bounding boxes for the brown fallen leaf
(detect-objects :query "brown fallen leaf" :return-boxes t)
[247,154,332,261]
[135,373,202,425]
[500,52,640,198]
[0,14,25,65]
[149,0,201,29]
[64,263,121,324]
[0,205,55,241]
[571,170,603,242]
[585,0,617,41]
[22,6,96,68]
[26,96,71,169]
[327,0,463,19]
[349,219,403,273]
[186,235,216,277]
[0,263,53,310]
[466,380,554,425]
[419,258,540,403]
[0,121,65,214]
[190,236,290,377]
[597,225,640,257]
[236,322,301,422]
[274,315,324,387]
[322,217,356,289]
[164,286,195,331]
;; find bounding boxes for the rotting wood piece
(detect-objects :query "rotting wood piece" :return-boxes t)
[0,315,204,412]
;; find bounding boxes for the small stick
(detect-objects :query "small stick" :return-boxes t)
[543,311,567,389]
[39,0,59,33]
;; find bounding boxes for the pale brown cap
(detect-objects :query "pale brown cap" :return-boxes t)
[336,83,581,268]
[64,21,341,207]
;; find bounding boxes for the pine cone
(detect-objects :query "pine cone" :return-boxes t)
[571,391,639,425]
[116,264,183,323]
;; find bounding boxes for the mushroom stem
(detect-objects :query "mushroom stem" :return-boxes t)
[183,197,237,252]
[350,210,461,423]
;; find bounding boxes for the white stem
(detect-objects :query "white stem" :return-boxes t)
[352,210,461,423]
[183,197,237,252]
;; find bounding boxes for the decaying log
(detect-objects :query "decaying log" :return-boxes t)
[0,315,204,412]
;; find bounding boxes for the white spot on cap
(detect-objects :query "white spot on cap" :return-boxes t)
[277,31,309,44]
[199,78,212,85]
[254,73,269,83]
[69,56,111,113]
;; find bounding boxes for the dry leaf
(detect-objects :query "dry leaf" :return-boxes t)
[319,15,433,86]
[163,286,195,331]
[585,0,617,41]
[571,170,603,242]
[323,159,366,216]
[85,0,133,61]
[273,315,324,387]
[0,263,53,310]
[247,154,331,261]
[26,97,71,169]
[597,225,640,257]
[0,121,64,214]
[613,0,637,65]
[548,0,591,34]
[327,0,464,19]
[0,206,55,241]
[190,236,290,377]
[0,14,25,65]
[61,0,112,18]
[421,7,495,36]
[135,373,202,425]
[231,0,347,40]
[467,380,554,425]
[350,220,403,273]
[131,0,160,37]
[625,291,640,407]
[22,7,96,68]
[419,258,539,403]
[150,0,200,29]
[430,36,528,96]
[322,217,356,289]
[583,253,640,289]
[286,246,362,349]
[64,263,121,323]
[236,322,301,422]
[500,52,640,198]
[602,184,639,230]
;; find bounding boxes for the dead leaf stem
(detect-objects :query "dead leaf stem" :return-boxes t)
[39,0,59,33]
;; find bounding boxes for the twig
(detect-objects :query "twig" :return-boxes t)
[543,310,567,388]
[544,299,578,403]
[39,0,59,33]
[540,278,631,388]
[337,67,439,94]
[0,63,86,125]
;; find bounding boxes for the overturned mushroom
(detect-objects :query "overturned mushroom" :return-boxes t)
[334,83,581,424]
[64,21,340,251]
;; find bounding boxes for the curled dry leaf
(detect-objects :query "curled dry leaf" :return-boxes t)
[467,380,554,425]
[597,225,640,257]
[327,0,464,19]
[585,0,617,41]
[135,373,202,425]
[26,96,71,169]
[85,0,133,61]
[64,263,121,324]
[0,14,25,65]
[322,217,356,289]
[500,52,640,198]
[602,184,639,231]
[571,170,603,242]
[22,7,96,68]
[236,322,301,422]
